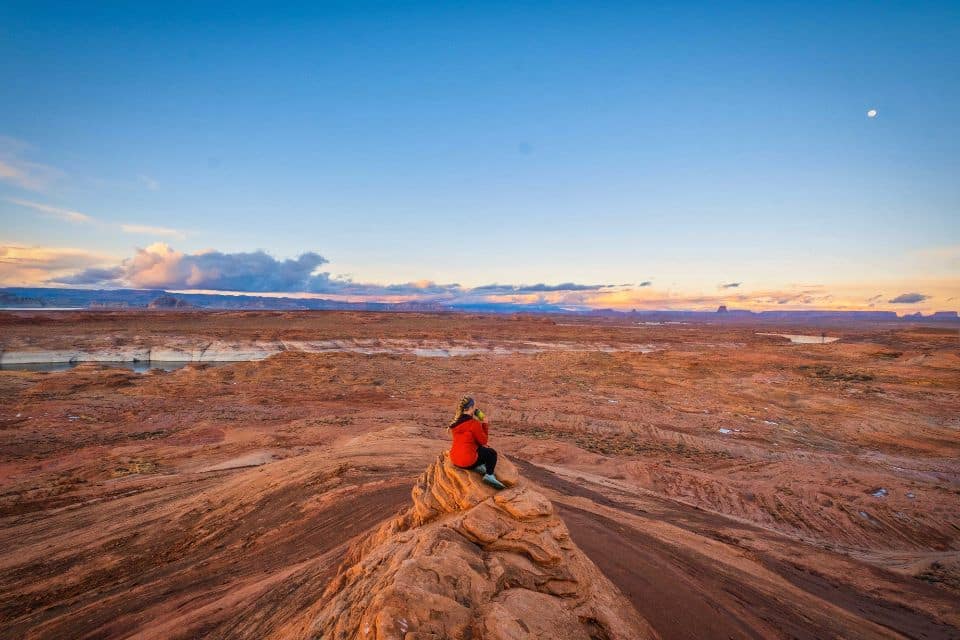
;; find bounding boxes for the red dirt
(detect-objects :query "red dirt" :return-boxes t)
[0,311,958,638]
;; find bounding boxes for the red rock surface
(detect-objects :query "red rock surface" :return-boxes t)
[311,454,655,639]
[0,311,958,639]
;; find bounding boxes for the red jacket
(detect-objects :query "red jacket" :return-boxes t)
[449,417,489,467]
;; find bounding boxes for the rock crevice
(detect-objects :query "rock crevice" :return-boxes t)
[313,453,656,640]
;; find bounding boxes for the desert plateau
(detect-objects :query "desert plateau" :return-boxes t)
[4,2,959,637]
[0,310,957,639]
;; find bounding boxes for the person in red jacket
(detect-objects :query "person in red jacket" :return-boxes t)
[448,396,506,489]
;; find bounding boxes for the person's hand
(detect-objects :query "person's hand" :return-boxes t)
[474,408,486,421]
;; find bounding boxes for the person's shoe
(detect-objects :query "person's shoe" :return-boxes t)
[482,474,506,490]
[473,463,487,475]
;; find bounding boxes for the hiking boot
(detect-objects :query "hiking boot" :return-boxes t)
[482,474,506,490]
[473,463,487,475]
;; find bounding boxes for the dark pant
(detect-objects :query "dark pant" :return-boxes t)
[473,445,497,474]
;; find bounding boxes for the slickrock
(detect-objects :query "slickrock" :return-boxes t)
[312,453,656,640]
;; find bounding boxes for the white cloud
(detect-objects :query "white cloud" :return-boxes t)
[0,244,115,286]
[5,196,185,238]
[121,224,184,238]
[0,136,63,191]
[5,197,93,223]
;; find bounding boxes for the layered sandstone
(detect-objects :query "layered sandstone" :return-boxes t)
[312,454,656,640]
[3,314,959,639]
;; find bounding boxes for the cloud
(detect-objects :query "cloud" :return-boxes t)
[638,281,652,287]
[137,174,160,191]
[888,292,929,304]
[471,282,606,294]
[750,289,829,306]
[720,282,741,289]
[5,197,186,239]
[127,244,329,291]
[56,266,126,285]
[56,243,331,291]
[120,224,184,238]
[0,160,36,189]
[301,273,460,297]
[0,136,63,191]
[44,243,956,312]
[5,197,93,223]
[50,244,622,304]
[0,244,115,286]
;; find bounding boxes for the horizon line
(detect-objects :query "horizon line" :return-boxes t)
[1,285,957,318]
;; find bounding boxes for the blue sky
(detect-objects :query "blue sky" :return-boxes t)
[1,1,958,310]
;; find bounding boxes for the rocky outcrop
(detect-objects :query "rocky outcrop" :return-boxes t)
[147,294,194,309]
[312,454,656,640]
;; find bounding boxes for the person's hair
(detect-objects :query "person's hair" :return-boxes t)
[448,396,474,428]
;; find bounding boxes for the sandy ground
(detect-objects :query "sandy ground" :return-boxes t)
[0,311,958,638]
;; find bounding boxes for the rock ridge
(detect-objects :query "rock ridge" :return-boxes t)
[312,453,656,640]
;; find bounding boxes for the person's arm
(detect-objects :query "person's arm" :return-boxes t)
[473,419,489,446]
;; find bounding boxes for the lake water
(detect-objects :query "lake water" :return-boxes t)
[0,361,237,373]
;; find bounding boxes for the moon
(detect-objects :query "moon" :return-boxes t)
[867,109,878,118]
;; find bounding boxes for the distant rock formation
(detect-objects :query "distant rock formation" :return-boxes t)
[147,294,193,309]
[929,311,959,319]
[0,291,44,307]
[311,454,655,640]
[3,286,959,321]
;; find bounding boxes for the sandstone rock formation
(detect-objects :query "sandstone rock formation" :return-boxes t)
[147,294,194,309]
[312,454,656,640]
